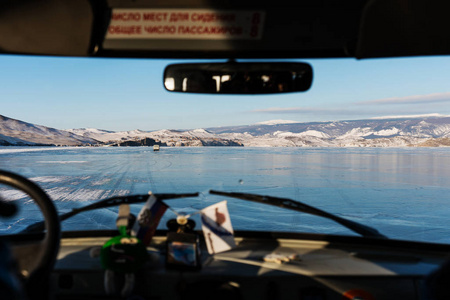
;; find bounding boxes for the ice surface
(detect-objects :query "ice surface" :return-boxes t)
[1,147,450,244]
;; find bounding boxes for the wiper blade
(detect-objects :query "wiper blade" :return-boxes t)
[209,190,386,239]
[22,192,199,233]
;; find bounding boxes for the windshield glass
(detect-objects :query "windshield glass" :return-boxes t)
[1,55,450,244]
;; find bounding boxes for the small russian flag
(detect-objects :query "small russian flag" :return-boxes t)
[132,194,168,245]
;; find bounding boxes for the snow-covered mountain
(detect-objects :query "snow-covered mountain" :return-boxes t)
[205,116,450,147]
[65,128,150,143]
[207,117,450,138]
[0,133,35,146]
[65,128,241,147]
[3,114,450,147]
[0,115,98,146]
[254,119,299,125]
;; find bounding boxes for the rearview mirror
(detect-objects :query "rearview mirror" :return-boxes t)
[164,62,313,94]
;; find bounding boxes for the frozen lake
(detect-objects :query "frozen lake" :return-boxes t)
[1,146,450,244]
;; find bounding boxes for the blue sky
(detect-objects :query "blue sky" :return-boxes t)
[1,54,450,131]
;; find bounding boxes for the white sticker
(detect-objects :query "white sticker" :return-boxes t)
[200,200,236,255]
[106,9,265,40]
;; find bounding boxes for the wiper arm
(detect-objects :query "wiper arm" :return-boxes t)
[209,190,386,239]
[21,192,199,233]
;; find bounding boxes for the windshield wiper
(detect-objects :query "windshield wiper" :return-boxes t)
[21,192,199,233]
[209,190,386,239]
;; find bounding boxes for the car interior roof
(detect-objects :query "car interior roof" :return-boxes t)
[0,0,450,59]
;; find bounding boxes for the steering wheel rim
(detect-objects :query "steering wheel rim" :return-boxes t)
[0,170,60,296]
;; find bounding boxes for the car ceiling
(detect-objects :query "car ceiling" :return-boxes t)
[0,0,449,59]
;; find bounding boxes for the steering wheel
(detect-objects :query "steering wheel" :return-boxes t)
[0,170,60,298]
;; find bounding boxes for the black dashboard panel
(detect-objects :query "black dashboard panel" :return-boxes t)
[49,233,450,299]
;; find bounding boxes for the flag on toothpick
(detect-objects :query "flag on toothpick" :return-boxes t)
[200,201,236,254]
[132,194,168,245]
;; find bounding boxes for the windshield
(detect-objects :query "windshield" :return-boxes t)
[1,55,450,244]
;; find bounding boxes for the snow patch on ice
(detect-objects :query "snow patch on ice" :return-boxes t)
[0,188,28,201]
[30,176,73,183]
[90,178,112,186]
[37,161,88,164]
[45,187,112,202]
[0,147,79,154]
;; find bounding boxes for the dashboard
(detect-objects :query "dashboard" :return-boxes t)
[49,232,450,300]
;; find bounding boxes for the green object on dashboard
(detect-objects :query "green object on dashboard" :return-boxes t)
[100,226,149,273]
